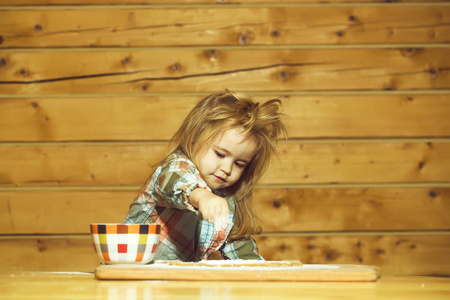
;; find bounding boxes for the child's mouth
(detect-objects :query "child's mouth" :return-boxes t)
[213,175,226,183]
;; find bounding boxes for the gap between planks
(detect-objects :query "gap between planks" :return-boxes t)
[1,2,450,11]
[0,138,449,146]
[1,182,450,192]
[1,230,449,240]
[1,90,449,98]
[1,44,450,53]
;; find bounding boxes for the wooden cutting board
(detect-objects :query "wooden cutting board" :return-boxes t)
[95,260,381,282]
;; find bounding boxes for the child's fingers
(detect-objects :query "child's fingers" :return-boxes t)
[214,217,221,231]
[220,213,228,229]
[200,195,229,230]
[214,214,227,231]
[214,208,228,231]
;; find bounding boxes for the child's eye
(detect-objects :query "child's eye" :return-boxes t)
[235,162,245,168]
[215,151,225,158]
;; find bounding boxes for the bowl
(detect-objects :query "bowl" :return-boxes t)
[90,223,161,264]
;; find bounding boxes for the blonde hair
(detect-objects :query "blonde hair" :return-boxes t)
[169,91,287,239]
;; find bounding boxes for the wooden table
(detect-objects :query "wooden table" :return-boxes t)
[1,271,449,300]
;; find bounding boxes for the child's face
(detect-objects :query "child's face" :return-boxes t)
[194,127,258,191]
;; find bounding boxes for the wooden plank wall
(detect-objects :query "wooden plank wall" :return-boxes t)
[0,0,449,276]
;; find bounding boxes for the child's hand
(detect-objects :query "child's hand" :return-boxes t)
[189,188,229,231]
[198,194,229,231]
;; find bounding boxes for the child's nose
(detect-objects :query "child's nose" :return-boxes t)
[220,160,232,175]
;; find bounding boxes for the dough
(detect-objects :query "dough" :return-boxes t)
[157,259,302,267]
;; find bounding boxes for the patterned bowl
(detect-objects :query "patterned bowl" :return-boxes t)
[90,223,161,264]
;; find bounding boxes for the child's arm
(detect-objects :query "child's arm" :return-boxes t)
[124,153,209,224]
[189,188,229,231]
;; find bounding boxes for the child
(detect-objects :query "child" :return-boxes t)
[124,91,286,261]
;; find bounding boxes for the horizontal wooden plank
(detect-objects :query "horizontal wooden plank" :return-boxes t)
[0,48,448,94]
[0,236,99,272]
[0,187,448,234]
[254,233,450,276]
[0,189,132,234]
[1,0,448,5]
[1,234,448,276]
[1,6,448,48]
[0,141,449,187]
[256,187,450,232]
[1,94,450,142]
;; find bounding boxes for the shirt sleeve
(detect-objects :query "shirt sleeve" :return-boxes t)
[123,190,154,224]
[124,152,210,224]
[152,154,211,211]
[220,237,265,260]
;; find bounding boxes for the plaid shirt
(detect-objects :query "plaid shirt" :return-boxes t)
[124,151,263,262]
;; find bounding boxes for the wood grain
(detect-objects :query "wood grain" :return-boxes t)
[1,94,449,142]
[1,234,448,276]
[0,236,99,272]
[255,234,450,276]
[1,0,449,278]
[1,141,449,187]
[254,187,450,232]
[1,6,448,47]
[1,48,448,94]
[1,187,449,234]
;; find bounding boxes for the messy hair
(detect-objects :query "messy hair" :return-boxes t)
[169,91,287,239]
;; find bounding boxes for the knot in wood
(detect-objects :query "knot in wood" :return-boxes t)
[205,49,220,61]
[418,161,425,170]
[325,249,340,261]
[383,84,395,91]
[34,24,43,31]
[428,68,437,77]
[348,15,357,22]
[428,190,438,198]
[171,63,181,72]
[238,33,250,45]
[278,71,289,82]
[37,240,47,252]
[307,244,316,250]
[272,199,282,208]
[0,57,6,67]
[387,28,394,37]
[0,36,3,45]
[271,30,280,38]
[400,48,423,58]
[121,57,131,65]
